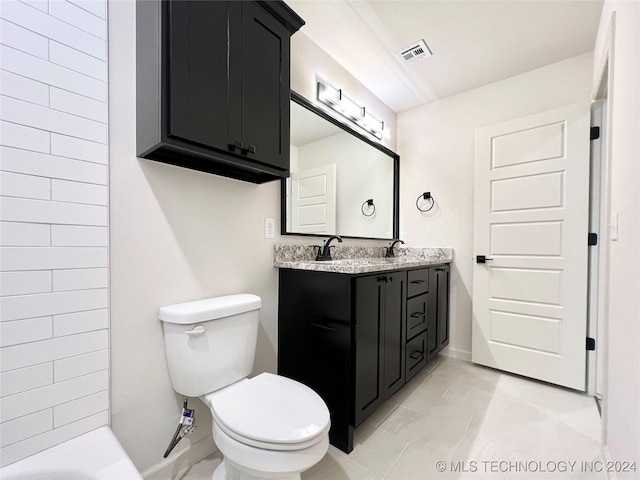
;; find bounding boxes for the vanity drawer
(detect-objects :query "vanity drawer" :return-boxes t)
[406,294,428,340]
[406,331,427,381]
[407,269,429,297]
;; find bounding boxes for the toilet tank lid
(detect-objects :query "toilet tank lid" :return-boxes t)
[159,294,261,324]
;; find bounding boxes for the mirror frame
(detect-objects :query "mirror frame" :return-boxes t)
[281,91,400,240]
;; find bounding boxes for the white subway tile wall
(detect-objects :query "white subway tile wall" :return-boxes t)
[0,0,109,467]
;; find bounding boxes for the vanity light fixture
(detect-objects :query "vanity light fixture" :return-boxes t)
[317,80,384,140]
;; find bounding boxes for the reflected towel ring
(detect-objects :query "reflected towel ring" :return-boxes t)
[361,199,376,217]
[416,192,435,212]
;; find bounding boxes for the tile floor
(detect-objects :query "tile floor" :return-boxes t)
[180,357,604,480]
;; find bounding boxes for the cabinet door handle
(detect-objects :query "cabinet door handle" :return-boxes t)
[410,312,425,318]
[435,267,445,272]
[377,276,388,283]
[241,144,257,155]
[230,140,244,151]
[410,279,425,284]
[409,351,424,360]
[310,322,336,332]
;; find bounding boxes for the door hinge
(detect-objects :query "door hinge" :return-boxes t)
[586,337,596,351]
[590,126,601,140]
[588,233,598,246]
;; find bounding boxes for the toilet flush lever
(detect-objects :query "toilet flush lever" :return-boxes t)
[185,325,205,336]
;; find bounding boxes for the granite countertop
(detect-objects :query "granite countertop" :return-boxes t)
[274,245,453,274]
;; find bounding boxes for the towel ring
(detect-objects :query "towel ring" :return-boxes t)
[416,192,435,212]
[361,199,375,217]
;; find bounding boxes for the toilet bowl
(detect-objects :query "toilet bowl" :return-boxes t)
[159,294,330,480]
[202,373,330,480]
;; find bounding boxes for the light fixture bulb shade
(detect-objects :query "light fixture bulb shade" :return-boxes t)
[317,80,384,140]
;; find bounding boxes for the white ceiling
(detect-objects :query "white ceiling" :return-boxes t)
[287,0,603,113]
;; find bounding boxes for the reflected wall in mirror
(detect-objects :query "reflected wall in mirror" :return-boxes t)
[282,92,399,240]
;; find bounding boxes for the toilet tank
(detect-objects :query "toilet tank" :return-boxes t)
[159,294,261,397]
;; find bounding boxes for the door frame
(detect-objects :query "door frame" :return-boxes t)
[588,18,614,399]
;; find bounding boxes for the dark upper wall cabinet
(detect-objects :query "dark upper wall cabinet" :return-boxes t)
[136,1,304,184]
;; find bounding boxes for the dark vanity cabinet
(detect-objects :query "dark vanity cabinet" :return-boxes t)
[278,263,449,453]
[136,1,304,183]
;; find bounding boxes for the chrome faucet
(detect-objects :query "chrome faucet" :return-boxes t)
[385,239,405,258]
[315,235,343,261]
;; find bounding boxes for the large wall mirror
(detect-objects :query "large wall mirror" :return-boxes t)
[281,91,399,240]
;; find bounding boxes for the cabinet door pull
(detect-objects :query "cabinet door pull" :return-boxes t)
[377,276,388,283]
[435,267,445,272]
[230,140,244,151]
[247,144,256,154]
[410,312,425,318]
[310,322,336,332]
[409,351,424,360]
[410,279,425,284]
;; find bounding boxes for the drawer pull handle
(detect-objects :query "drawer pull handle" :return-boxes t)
[410,280,425,284]
[435,268,445,272]
[409,351,424,360]
[310,322,336,332]
[410,312,425,318]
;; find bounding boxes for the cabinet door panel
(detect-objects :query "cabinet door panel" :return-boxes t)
[383,272,406,397]
[277,270,352,451]
[167,1,241,150]
[427,265,450,360]
[436,266,450,346]
[241,3,290,170]
[354,275,384,426]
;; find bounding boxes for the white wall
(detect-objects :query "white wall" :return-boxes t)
[593,1,640,473]
[0,0,109,467]
[108,3,397,473]
[397,53,594,360]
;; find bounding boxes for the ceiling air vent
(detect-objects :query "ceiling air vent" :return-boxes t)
[396,39,432,65]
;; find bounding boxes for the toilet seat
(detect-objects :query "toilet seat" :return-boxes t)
[204,373,330,451]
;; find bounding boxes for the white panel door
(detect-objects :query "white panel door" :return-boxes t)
[472,102,590,391]
[291,164,336,234]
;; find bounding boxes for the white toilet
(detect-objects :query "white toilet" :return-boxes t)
[159,294,330,480]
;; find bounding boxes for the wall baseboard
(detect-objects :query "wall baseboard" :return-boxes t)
[142,435,218,480]
[442,346,472,362]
